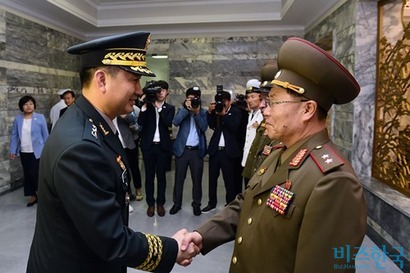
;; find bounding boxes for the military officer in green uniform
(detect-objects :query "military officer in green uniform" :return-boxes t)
[242,61,280,182]
[182,37,367,273]
[27,32,198,273]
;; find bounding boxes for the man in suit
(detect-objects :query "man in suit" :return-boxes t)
[202,89,242,213]
[138,80,175,217]
[170,86,208,216]
[59,89,76,117]
[182,37,368,273]
[27,32,198,273]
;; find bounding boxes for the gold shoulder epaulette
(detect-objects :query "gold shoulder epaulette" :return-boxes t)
[136,233,163,271]
[310,144,345,173]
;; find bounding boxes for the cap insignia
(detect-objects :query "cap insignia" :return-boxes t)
[102,52,146,67]
[289,148,308,167]
[271,79,305,94]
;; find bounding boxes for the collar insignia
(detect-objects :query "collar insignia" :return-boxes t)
[99,123,110,136]
[289,148,308,167]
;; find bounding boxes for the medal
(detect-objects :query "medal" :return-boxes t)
[262,145,272,156]
[266,185,294,215]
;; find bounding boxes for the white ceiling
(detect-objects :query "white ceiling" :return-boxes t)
[0,0,347,40]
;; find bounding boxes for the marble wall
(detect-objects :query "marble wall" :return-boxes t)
[0,10,81,193]
[149,36,286,109]
[0,2,373,193]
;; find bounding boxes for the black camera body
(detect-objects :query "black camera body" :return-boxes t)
[215,85,226,113]
[191,97,201,109]
[235,93,247,110]
[143,81,161,104]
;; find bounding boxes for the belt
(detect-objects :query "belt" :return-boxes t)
[218,146,225,151]
[153,141,160,144]
[186,146,199,150]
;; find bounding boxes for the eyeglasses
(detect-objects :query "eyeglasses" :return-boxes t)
[265,98,308,108]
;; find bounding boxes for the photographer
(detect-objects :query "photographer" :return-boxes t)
[138,80,175,217]
[202,87,242,213]
[170,87,208,216]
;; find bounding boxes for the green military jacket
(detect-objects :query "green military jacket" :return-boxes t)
[197,130,367,273]
[242,120,279,179]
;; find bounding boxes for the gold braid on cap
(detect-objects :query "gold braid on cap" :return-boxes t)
[102,52,146,67]
[271,80,305,94]
[136,234,163,271]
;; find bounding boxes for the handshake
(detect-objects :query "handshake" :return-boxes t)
[172,229,203,267]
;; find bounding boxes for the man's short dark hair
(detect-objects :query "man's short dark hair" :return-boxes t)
[79,66,121,89]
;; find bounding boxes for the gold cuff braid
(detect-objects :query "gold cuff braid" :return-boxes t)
[271,79,305,94]
[136,234,163,271]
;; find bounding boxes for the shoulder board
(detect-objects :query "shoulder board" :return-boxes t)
[82,118,101,146]
[310,144,345,173]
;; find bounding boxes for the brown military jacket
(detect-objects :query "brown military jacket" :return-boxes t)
[196,129,367,273]
[242,120,279,179]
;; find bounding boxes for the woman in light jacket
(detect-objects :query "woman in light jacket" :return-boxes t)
[10,95,49,206]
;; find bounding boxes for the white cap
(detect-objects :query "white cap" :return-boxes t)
[57,88,71,95]
[246,79,261,89]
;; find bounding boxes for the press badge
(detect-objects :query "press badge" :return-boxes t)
[266,185,294,215]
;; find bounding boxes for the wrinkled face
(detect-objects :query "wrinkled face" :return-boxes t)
[105,69,142,116]
[246,92,261,110]
[63,93,75,106]
[263,86,307,144]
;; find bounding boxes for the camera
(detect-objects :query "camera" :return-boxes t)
[235,93,247,110]
[143,81,161,104]
[214,85,225,113]
[190,87,201,109]
[191,97,201,109]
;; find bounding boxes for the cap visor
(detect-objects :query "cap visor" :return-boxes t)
[120,66,156,77]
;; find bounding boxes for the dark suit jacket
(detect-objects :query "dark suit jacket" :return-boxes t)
[138,102,175,152]
[27,96,177,273]
[196,130,367,273]
[207,106,242,158]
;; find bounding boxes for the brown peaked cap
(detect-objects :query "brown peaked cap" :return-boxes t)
[272,37,360,111]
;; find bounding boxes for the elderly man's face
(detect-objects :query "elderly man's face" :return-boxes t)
[262,86,307,146]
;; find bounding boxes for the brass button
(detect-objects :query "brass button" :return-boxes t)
[257,199,262,206]
[237,236,243,244]
[232,256,238,264]
[247,218,253,225]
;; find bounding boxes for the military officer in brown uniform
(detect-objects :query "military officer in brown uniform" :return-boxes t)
[27,32,198,273]
[182,37,367,273]
[242,61,279,181]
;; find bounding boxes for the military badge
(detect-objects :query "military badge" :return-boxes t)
[257,167,267,175]
[99,122,110,136]
[266,185,294,215]
[289,148,308,166]
[262,145,273,156]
